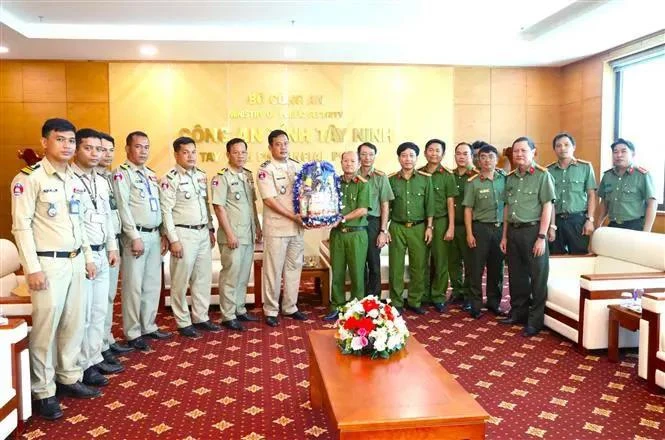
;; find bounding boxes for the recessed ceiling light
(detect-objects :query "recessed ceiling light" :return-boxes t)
[283,46,296,58]
[0,46,9,54]
[140,45,158,56]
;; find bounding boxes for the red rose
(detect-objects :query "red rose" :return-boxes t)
[358,317,375,333]
[362,299,380,313]
[384,306,394,321]
[344,316,360,330]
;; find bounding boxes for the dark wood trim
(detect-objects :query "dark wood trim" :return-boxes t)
[0,296,31,305]
[581,272,665,281]
[578,288,589,351]
[643,292,665,301]
[551,253,596,259]
[641,309,664,394]
[545,306,578,329]
[0,394,18,424]
[0,319,26,329]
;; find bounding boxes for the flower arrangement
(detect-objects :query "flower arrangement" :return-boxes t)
[335,296,410,359]
[293,161,342,228]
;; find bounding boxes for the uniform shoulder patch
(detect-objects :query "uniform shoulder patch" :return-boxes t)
[535,164,548,172]
[444,166,455,174]
[507,169,517,176]
[373,169,385,176]
[495,168,506,176]
[242,167,253,174]
[259,160,270,168]
[388,171,398,178]
[355,175,368,183]
[576,158,591,165]
[417,170,432,177]
[467,173,479,182]
[217,168,228,176]
[417,165,427,172]
[196,167,205,173]
[20,164,38,175]
[120,163,130,170]
[603,167,613,174]
[637,166,649,174]
[546,161,557,168]
[146,166,155,173]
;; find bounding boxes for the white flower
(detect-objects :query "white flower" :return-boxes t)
[373,338,386,352]
[387,334,402,350]
[351,301,365,315]
[351,336,365,351]
[367,308,379,319]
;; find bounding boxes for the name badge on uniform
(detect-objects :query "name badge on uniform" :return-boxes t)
[280,186,286,194]
[47,203,57,217]
[69,199,80,214]
[149,197,159,212]
[235,193,241,200]
[479,189,490,193]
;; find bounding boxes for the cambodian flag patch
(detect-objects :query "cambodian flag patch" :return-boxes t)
[258,170,267,180]
[13,183,24,196]
[113,172,123,181]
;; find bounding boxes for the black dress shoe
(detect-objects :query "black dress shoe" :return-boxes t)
[35,396,63,420]
[523,326,541,337]
[486,306,507,317]
[470,309,483,319]
[406,304,426,315]
[127,337,151,352]
[101,349,121,366]
[179,325,201,338]
[56,381,101,399]
[83,367,109,387]
[499,316,526,325]
[433,302,447,313]
[284,310,307,321]
[462,302,472,312]
[323,310,339,321]
[145,329,173,340]
[265,316,279,327]
[95,360,125,374]
[237,313,260,322]
[194,320,221,332]
[222,319,246,331]
[109,342,134,354]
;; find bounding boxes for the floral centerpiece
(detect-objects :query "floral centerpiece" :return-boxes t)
[293,161,342,228]
[335,296,410,359]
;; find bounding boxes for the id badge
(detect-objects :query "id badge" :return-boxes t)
[109,194,118,210]
[69,199,80,214]
[149,197,159,212]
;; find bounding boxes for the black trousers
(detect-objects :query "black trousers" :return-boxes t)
[364,216,382,296]
[549,213,589,255]
[608,217,644,231]
[506,224,549,330]
[469,222,504,313]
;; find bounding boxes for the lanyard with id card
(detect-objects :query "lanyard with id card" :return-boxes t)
[138,170,159,212]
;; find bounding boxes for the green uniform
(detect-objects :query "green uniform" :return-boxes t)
[211,167,259,322]
[504,163,556,330]
[419,165,458,304]
[547,158,596,254]
[388,170,434,308]
[463,170,505,313]
[357,168,394,297]
[330,176,370,310]
[598,164,655,231]
[449,167,478,301]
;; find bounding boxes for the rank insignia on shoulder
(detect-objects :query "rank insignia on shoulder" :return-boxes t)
[146,166,155,173]
[218,168,227,175]
[259,160,270,168]
[467,174,479,181]
[373,169,385,176]
[355,175,367,183]
[546,161,557,168]
[289,158,301,164]
[417,170,432,177]
[20,166,33,175]
[120,163,129,170]
[535,164,548,172]
[637,166,648,174]
[242,167,253,174]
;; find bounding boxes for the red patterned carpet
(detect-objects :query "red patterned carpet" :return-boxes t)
[20,289,665,440]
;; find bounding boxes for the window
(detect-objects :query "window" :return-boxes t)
[612,46,665,210]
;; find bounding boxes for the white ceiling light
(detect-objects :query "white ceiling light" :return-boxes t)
[0,46,9,54]
[140,44,158,56]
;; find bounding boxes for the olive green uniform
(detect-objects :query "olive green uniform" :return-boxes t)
[419,165,458,305]
[11,158,94,399]
[388,170,434,308]
[504,163,555,330]
[211,167,259,322]
[463,170,505,313]
[547,159,596,254]
[329,176,370,310]
[357,168,394,297]
[598,164,655,231]
[449,167,478,301]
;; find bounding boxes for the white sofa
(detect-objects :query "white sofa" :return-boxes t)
[639,292,665,393]
[0,239,31,324]
[546,227,665,352]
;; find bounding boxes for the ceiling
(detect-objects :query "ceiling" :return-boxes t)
[0,0,663,66]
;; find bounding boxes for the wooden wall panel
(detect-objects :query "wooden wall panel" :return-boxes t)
[0,61,23,102]
[490,68,526,105]
[527,105,561,145]
[526,68,561,105]
[67,103,110,133]
[561,63,582,105]
[490,104,526,149]
[560,102,583,137]
[66,62,109,103]
[454,67,490,105]
[582,58,603,99]
[454,104,490,144]
[22,63,66,103]
[582,97,602,140]
[22,103,68,145]
[0,103,24,145]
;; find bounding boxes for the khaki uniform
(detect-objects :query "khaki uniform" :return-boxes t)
[211,167,259,321]
[97,167,122,351]
[256,158,304,317]
[11,158,94,399]
[159,165,214,329]
[598,164,656,231]
[547,159,596,254]
[72,163,118,370]
[112,161,162,340]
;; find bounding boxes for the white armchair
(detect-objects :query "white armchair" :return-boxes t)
[546,228,665,352]
[0,239,32,324]
[639,292,665,393]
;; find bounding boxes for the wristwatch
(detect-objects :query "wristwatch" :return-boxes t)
[537,233,546,240]
[380,228,387,233]
[341,217,347,224]
[426,225,434,230]
[585,215,594,222]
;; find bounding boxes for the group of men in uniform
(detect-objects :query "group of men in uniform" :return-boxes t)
[10,117,657,421]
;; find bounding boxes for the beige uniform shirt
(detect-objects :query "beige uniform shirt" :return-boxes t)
[159,164,214,243]
[97,167,122,239]
[11,158,93,274]
[112,161,162,241]
[256,158,303,237]
[210,167,258,245]
[71,163,118,251]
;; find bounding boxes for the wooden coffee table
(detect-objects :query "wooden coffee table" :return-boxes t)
[308,330,489,439]
[607,304,641,362]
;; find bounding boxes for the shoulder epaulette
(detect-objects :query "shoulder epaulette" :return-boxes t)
[146,166,155,173]
[388,171,398,178]
[637,166,648,174]
[373,169,385,176]
[289,158,300,164]
[467,174,479,182]
[507,169,517,176]
[535,164,548,172]
[576,159,591,165]
[356,175,367,183]
[196,167,205,173]
[417,170,432,177]
[243,167,253,174]
[259,160,270,168]
[546,161,557,168]
[603,167,613,174]
[217,168,227,176]
[120,163,129,170]
[168,169,177,175]
[417,165,427,172]
[496,168,506,176]
[20,163,40,175]
[166,170,176,181]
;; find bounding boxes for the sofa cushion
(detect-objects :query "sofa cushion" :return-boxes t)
[593,256,660,274]
[591,227,665,271]
[547,278,581,317]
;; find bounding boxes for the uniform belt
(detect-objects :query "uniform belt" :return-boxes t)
[36,248,81,259]
[335,226,367,233]
[509,221,539,229]
[556,212,585,219]
[392,220,424,228]
[611,217,643,225]
[474,221,502,228]
[90,244,105,251]
[136,226,159,232]
[175,224,207,230]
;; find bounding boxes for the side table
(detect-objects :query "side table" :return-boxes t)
[607,304,641,362]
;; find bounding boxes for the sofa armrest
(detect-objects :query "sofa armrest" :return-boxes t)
[642,292,665,314]
[581,272,665,281]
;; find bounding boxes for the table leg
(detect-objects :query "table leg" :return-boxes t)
[253,260,262,310]
[309,350,323,409]
[321,271,330,308]
[608,309,619,363]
